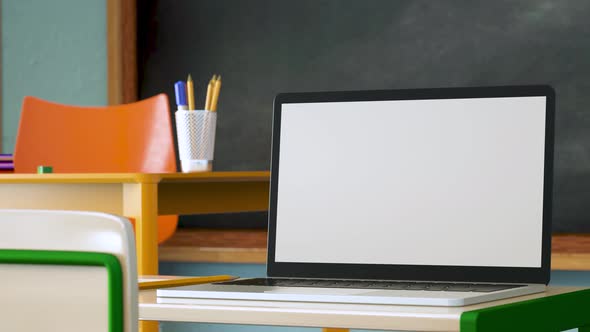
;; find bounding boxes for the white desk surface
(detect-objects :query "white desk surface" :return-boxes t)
[139,285,582,332]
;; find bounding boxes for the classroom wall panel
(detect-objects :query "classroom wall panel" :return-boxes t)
[1,0,107,152]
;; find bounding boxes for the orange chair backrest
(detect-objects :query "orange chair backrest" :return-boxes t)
[14,94,176,173]
[13,94,178,243]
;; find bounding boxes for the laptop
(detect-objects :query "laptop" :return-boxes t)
[158,85,555,306]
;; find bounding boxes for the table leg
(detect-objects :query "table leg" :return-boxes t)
[123,182,159,332]
[123,182,159,275]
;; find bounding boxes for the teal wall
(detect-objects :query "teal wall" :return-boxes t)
[1,0,107,152]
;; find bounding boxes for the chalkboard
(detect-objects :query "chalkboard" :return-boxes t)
[138,0,590,232]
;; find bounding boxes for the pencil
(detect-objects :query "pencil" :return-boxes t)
[205,75,215,111]
[187,74,195,110]
[139,275,237,290]
[211,75,222,112]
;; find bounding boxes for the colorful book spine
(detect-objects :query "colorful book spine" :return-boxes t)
[0,154,14,171]
[0,154,13,162]
[0,163,14,170]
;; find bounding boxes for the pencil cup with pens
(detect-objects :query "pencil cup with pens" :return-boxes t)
[174,74,222,172]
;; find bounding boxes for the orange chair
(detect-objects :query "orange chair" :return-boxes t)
[13,94,178,243]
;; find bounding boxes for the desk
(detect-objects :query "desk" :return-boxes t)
[0,171,270,275]
[139,285,590,331]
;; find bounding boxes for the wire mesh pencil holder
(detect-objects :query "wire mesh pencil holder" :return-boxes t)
[175,110,217,172]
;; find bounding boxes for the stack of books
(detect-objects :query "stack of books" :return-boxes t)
[0,154,14,172]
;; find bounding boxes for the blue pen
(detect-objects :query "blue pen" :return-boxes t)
[174,81,189,110]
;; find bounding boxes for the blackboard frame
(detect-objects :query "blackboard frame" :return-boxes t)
[267,85,555,284]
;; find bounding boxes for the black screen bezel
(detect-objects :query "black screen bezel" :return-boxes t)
[267,85,555,284]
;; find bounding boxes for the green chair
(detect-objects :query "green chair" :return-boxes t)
[0,209,138,332]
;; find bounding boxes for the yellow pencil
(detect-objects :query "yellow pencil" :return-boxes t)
[187,74,195,110]
[139,275,237,290]
[211,75,222,112]
[205,75,215,111]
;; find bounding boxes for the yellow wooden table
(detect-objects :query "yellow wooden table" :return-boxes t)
[0,171,270,275]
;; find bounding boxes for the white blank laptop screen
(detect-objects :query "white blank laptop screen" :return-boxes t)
[275,97,546,268]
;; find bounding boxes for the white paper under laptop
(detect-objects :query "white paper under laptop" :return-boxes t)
[158,86,555,306]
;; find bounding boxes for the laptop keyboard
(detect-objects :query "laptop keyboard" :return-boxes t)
[215,278,523,293]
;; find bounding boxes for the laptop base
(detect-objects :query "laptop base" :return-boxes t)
[157,282,546,307]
